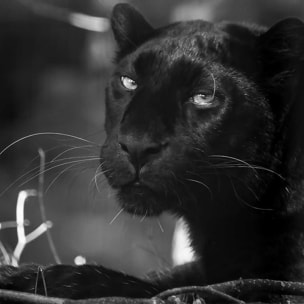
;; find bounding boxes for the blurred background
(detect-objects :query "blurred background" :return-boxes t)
[0,0,303,278]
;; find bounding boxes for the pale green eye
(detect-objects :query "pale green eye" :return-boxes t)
[120,76,138,91]
[191,93,214,108]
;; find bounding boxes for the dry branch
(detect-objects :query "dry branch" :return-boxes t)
[1,279,304,304]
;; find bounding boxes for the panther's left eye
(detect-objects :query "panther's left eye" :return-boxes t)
[190,93,215,108]
[120,76,138,91]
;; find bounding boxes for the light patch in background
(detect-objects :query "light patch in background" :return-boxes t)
[170,1,221,22]
[69,13,110,32]
[18,0,110,33]
[74,255,87,265]
[172,218,195,266]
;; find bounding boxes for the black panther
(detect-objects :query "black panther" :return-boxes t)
[0,3,304,301]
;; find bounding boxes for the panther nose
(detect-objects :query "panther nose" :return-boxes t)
[118,135,166,169]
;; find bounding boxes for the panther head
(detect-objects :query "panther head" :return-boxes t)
[100,4,304,220]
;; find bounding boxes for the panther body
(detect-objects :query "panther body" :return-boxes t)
[0,3,304,301]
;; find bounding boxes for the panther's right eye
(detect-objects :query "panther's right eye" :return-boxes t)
[190,93,215,108]
[120,76,138,91]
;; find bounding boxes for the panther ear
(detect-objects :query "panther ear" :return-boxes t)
[259,18,304,91]
[111,4,154,59]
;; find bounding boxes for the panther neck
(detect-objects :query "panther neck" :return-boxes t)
[186,208,304,284]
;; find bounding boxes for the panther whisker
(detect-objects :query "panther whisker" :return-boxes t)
[25,145,70,167]
[168,171,184,206]
[18,158,101,189]
[169,182,183,207]
[107,187,115,199]
[156,219,164,233]
[140,210,148,223]
[209,154,259,176]
[234,176,260,201]
[195,149,259,178]
[94,175,102,194]
[210,72,216,100]
[229,177,274,211]
[91,167,111,194]
[92,176,109,194]
[92,162,106,192]
[209,154,285,181]
[51,145,98,162]
[211,163,285,180]
[249,165,285,180]
[0,132,99,157]
[109,208,124,225]
[186,178,213,201]
[48,155,100,164]
[174,175,199,207]
[0,156,96,197]
[45,163,83,193]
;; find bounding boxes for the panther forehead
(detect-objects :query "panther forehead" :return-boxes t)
[127,22,232,76]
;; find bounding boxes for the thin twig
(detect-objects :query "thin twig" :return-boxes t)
[0,241,12,265]
[34,266,48,296]
[0,221,29,230]
[38,149,61,264]
[0,289,63,304]
[210,278,304,298]
[156,286,245,304]
[156,279,304,303]
[14,190,38,264]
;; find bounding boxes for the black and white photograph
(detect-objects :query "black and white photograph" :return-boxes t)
[0,1,304,303]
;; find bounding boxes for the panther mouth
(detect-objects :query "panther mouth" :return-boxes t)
[121,181,150,196]
[117,181,165,217]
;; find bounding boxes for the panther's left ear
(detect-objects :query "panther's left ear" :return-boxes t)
[259,18,304,89]
[111,4,154,60]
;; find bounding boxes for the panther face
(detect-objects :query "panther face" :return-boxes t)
[100,4,303,219]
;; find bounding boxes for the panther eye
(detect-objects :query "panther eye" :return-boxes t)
[190,93,215,108]
[120,76,138,91]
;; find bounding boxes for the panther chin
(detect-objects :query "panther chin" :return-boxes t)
[116,183,166,217]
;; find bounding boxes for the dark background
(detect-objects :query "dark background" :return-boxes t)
[0,0,303,278]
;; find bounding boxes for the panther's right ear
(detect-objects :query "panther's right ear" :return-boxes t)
[259,18,304,91]
[111,4,154,60]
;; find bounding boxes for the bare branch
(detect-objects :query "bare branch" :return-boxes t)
[37,149,61,264]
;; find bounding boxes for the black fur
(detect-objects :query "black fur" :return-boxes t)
[1,3,304,301]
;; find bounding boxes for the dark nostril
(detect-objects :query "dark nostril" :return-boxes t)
[119,142,129,153]
[161,141,169,149]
